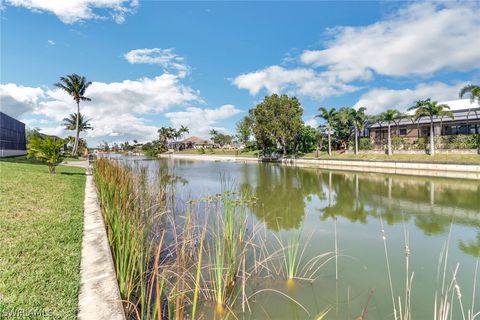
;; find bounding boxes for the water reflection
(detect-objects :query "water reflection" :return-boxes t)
[115,156,480,258]
[240,165,479,239]
[241,165,326,231]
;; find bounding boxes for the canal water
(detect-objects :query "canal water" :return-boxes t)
[120,155,480,319]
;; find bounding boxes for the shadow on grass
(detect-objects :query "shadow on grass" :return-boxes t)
[0,156,44,165]
[60,172,86,176]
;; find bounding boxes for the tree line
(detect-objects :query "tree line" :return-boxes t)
[25,72,480,173]
[235,86,480,157]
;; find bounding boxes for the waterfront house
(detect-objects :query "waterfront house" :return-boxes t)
[169,136,215,149]
[365,99,480,144]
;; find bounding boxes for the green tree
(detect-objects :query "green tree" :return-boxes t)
[210,130,233,147]
[27,136,65,173]
[235,116,252,147]
[408,99,453,156]
[26,127,43,142]
[158,127,175,146]
[295,125,318,154]
[54,74,91,156]
[314,129,324,157]
[98,141,110,152]
[172,125,189,143]
[331,107,353,151]
[349,107,366,155]
[459,84,480,104]
[379,109,402,156]
[249,94,303,155]
[66,136,88,155]
[62,113,93,147]
[315,107,337,156]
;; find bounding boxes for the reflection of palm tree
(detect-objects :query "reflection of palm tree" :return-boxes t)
[319,173,370,224]
[459,233,480,257]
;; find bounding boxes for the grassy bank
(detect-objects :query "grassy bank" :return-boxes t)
[0,158,85,319]
[302,152,480,163]
[171,149,480,163]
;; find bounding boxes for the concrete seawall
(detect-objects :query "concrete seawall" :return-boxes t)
[158,154,480,180]
[63,161,126,320]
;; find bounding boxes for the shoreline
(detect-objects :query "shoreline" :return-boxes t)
[63,161,126,320]
[158,153,480,180]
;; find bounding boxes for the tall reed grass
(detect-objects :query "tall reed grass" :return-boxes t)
[94,158,319,319]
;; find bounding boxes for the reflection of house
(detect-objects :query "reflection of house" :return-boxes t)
[365,99,480,143]
[169,136,215,149]
[0,112,27,157]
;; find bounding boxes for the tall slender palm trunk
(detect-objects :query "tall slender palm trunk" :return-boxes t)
[354,126,358,155]
[429,117,435,156]
[73,101,80,155]
[327,130,331,156]
[387,123,392,155]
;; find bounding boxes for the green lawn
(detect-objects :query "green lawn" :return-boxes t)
[171,149,480,163]
[302,151,480,163]
[0,158,85,319]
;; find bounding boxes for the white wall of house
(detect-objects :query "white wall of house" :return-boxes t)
[0,149,27,157]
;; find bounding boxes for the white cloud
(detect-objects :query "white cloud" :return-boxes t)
[1,73,201,145]
[300,2,480,80]
[232,65,358,99]
[124,48,189,76]
[0,83,44,118]
[304,118,318,128]
[165,104,242,138]
[47,39,55,45]
[5,0,138,24]
[354,82,468,114]
[233,2,480,101]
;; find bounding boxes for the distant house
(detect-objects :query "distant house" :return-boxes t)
[0,112,27,157]
[169,136,215,150]
[365,99,480,143]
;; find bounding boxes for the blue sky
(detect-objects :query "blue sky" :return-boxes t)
[1,1,479,145]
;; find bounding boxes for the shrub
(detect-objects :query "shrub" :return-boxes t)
[475,134,480,150]
[412,137,427,150]
[197,148,206,154]
[442,135,477,149]
[359,138,373,150]
[391,137,405,150]
[27,136,65,173]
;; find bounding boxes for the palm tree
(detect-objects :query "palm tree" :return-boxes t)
[27,136,66,173]
[179,125,189,137]
[315,107,337,156]
[54,74,91,155]
[408,99,453,156]
[173,125,189,142]
[349,107,366,155]
[62,113,93,132]
[459,84,480,105]
[158,127,175,145]
[379,109,402,156]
